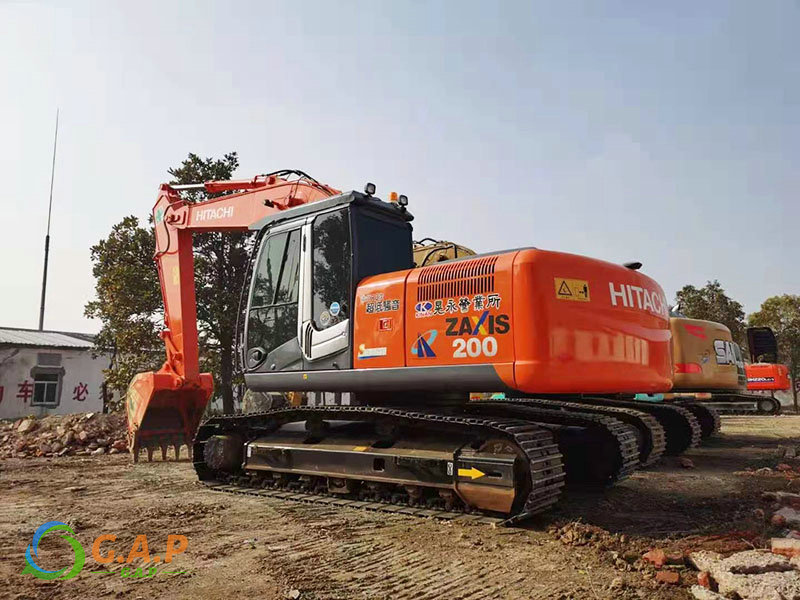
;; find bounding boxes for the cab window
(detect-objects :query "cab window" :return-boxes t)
[247,229,301,358]
[312,209,351,330]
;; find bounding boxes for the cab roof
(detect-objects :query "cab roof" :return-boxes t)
[249,191,414,231]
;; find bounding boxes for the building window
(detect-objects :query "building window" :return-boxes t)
[32,373,60,407]
[30,353,64,408]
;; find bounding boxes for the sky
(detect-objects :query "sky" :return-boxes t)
[1,1,798,333]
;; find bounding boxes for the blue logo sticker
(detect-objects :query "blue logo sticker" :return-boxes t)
[330,302,341,317]
[411,330,438,358]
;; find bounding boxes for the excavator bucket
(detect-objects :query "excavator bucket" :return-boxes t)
[126,371,213,462]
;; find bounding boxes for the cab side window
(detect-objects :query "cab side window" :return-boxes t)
[247,230,301,358]
[312,209,351,330]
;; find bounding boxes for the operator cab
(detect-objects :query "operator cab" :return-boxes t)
[243,191,413,375]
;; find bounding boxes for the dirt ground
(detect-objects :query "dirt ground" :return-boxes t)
[2,415,799,600]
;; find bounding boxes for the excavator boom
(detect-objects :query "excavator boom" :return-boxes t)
[126,171,339,460]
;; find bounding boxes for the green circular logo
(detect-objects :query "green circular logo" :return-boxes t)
[23,521,85,580]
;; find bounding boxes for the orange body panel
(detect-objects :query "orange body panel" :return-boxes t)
[511,250,672,394]
[352,249,673,394]
[353,271,408,368]
[746,363,791,391]
[670,317,745,391]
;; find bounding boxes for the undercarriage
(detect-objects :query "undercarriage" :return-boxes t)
[191,396,710,523]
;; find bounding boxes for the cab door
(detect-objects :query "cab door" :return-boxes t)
[299,207,352,370]
[244,224,303,372]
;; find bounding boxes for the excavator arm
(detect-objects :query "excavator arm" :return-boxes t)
[126,171,339,461]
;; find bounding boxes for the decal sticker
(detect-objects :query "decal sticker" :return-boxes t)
[362,292,400,314]
[554,278,590,302]
[608,282,668,318]
[319,311,331,326]
[452,336,498,358]
[415,301,433,318]
[748,377,775,383]
[195,206,234,222]
[445,312,510,336]
[411,330,438,358]
[357,345,387,359]
[329,301,341,317]
[414,294,502,318]
[683,324,706,339]
[714,339,742,366]
[377,317,393,331]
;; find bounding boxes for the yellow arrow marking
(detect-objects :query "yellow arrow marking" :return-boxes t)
[457,466,486,480]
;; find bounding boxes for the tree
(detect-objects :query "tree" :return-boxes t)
[749,295,800,410]
[84,216,162,402]
[674,281,746,345]
[86,152,250,414]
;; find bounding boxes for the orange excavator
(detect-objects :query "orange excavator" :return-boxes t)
[128,170,696,522]
[744,326,791,401]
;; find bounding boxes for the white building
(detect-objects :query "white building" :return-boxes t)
[0,327,109,419]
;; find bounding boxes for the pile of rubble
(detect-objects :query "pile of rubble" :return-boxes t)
[689,543,800,599]
[736,444,800,481]
[0,412,127,459]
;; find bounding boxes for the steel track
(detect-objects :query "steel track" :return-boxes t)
[496,397,666,466]
[194,405,567,524]
[467,400,641,484]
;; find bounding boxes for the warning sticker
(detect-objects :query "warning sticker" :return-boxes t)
[554,278,590,302]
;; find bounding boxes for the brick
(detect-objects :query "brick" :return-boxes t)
[643,549,667,568]
[772,537,800,557]
[697,571,711,588]
[655,570,680,584]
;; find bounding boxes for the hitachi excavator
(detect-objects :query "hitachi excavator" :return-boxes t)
[127,170,702,522]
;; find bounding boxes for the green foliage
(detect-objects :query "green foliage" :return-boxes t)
[86,152,251,413]
[749,295,800,407]
[84,216,162,403]
[674,280,746,345]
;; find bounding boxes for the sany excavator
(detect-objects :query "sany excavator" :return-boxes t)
[657,319,784,415]
[128,170,705,522]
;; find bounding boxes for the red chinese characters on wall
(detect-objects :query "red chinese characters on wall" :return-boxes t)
[73,382,89,402]
[17,380,33,403]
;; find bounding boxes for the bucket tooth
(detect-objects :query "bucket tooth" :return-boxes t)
[146,446,154,462]
[174,440,181,461]
[131,444,140,463]
[160,444,168,461]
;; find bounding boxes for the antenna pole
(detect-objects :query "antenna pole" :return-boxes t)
[38,109,59,331]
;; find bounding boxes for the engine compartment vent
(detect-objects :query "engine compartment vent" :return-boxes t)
[417,256,498,302]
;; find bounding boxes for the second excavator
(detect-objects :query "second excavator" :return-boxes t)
[128,170,699,523]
